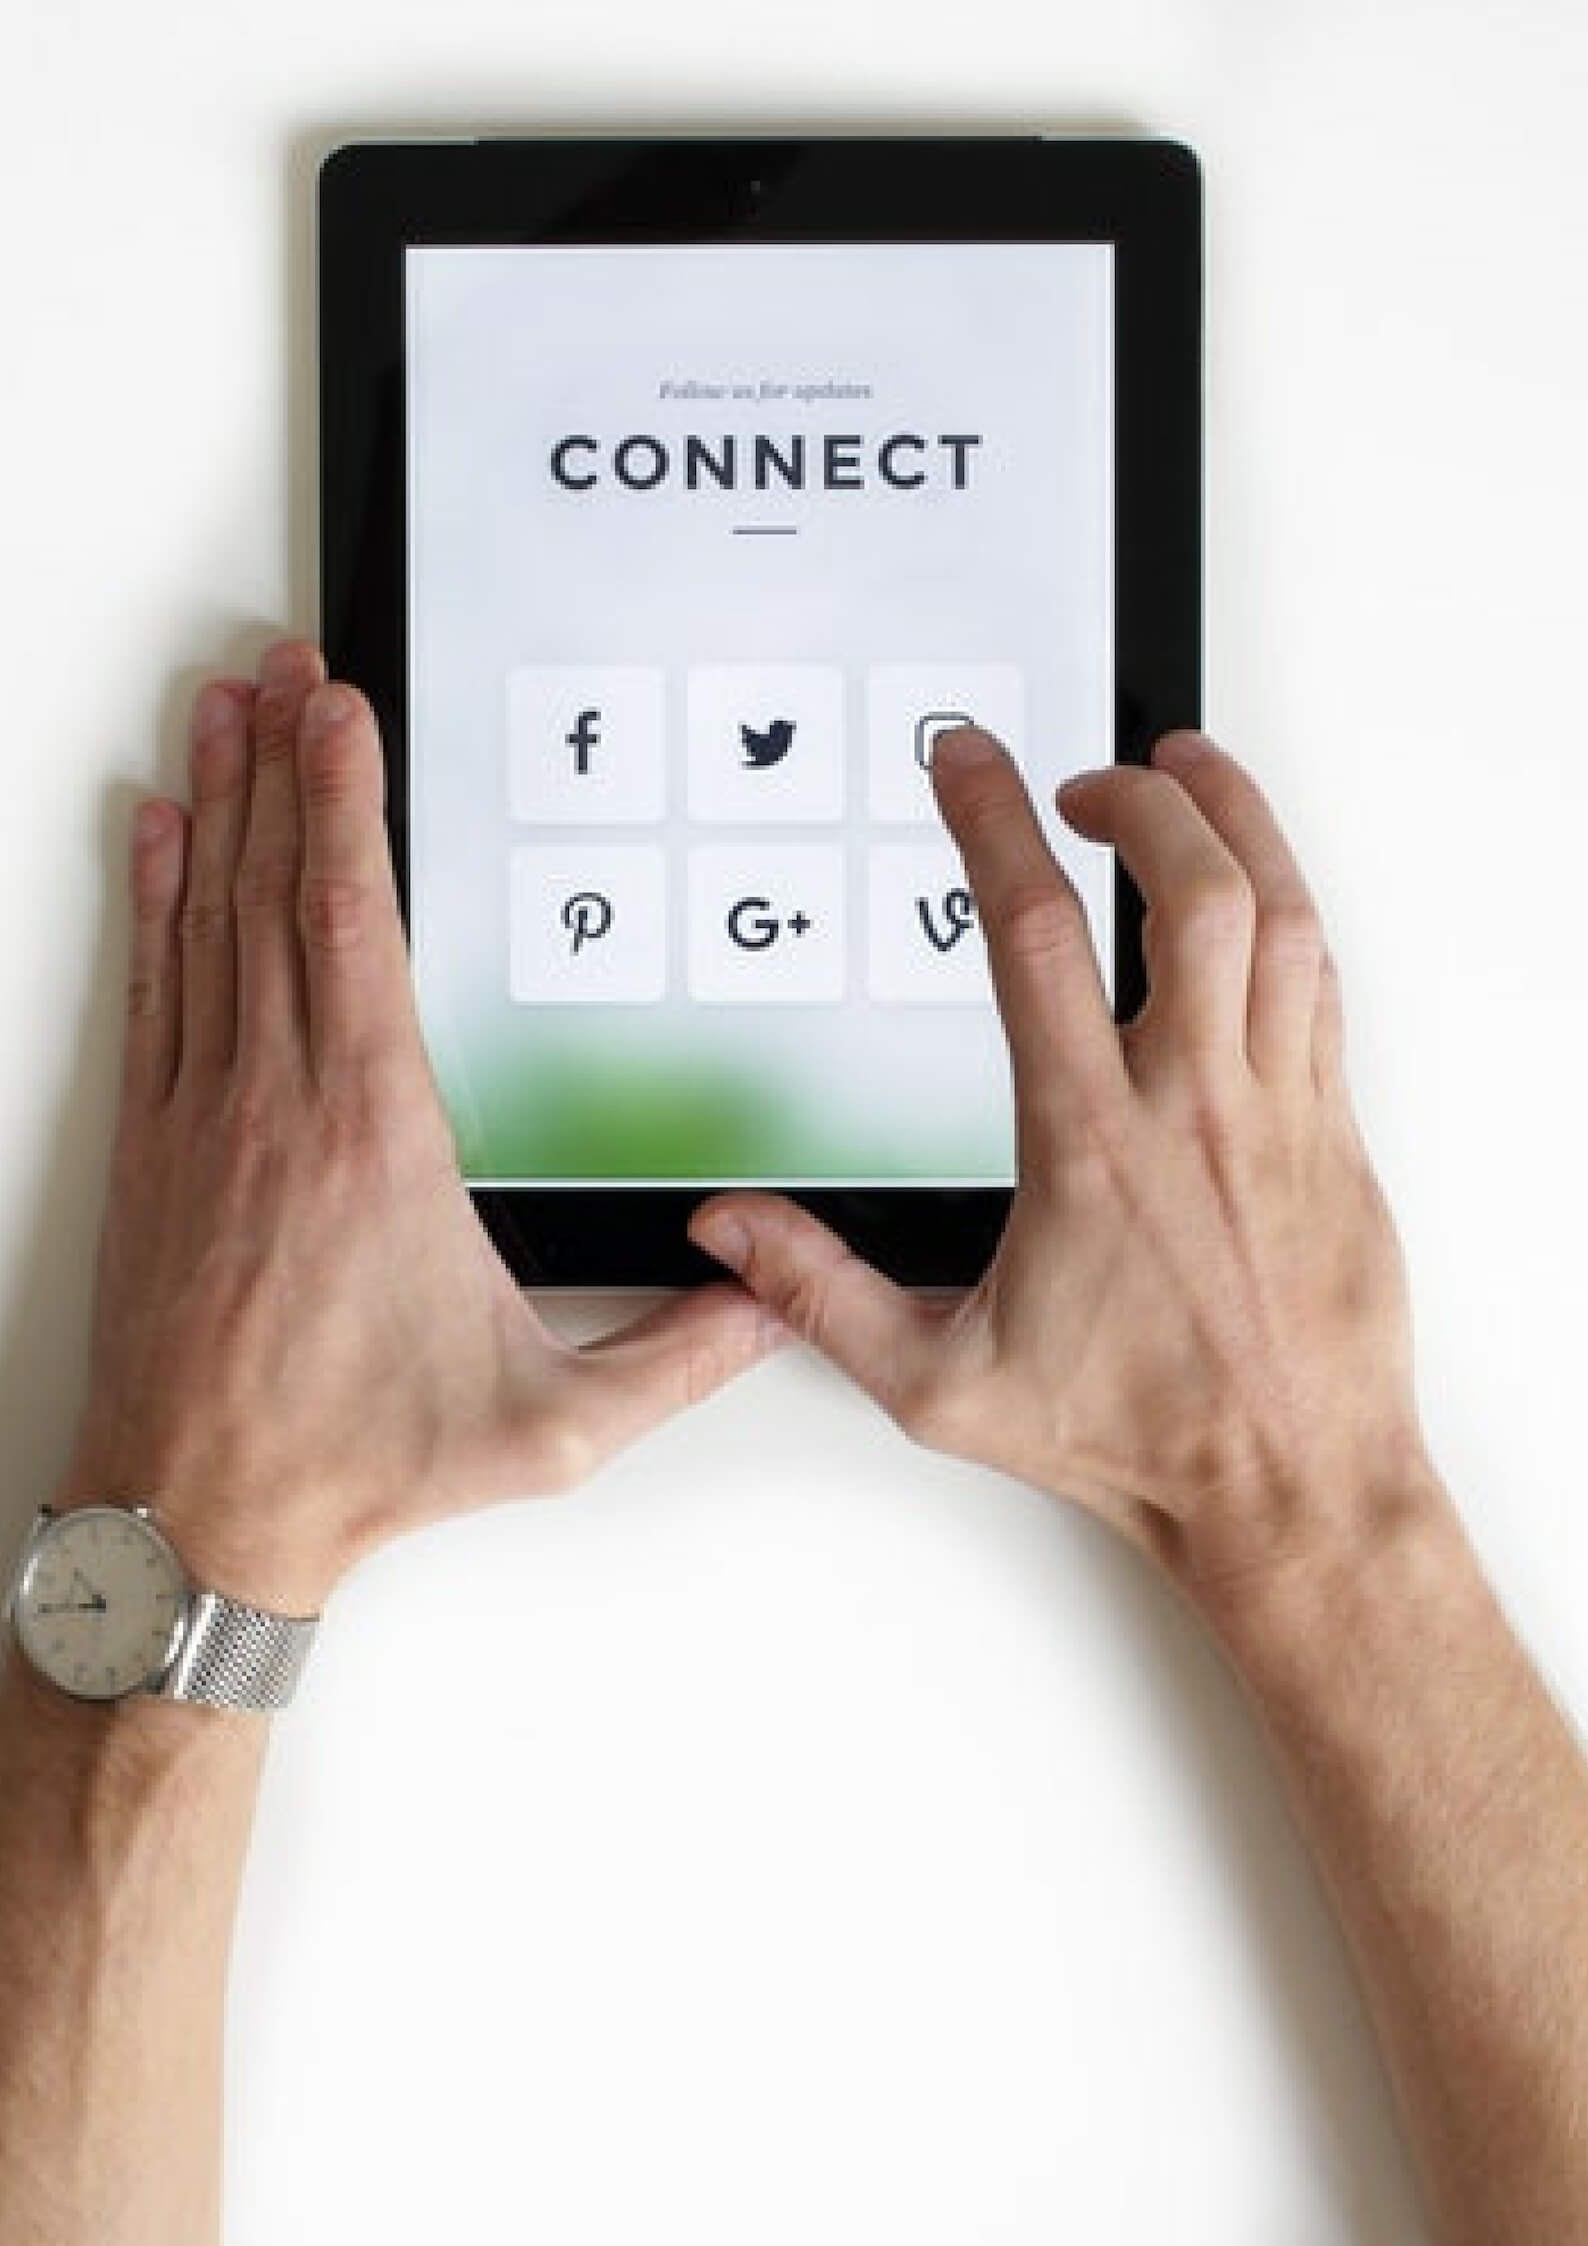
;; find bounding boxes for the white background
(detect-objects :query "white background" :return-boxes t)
[2,5,1586,2242]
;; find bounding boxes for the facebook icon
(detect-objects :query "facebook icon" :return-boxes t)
[508,668,664,825]
[566,707,601,777]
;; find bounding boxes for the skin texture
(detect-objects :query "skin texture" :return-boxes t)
[2,656,1586,2244]
[692,723,1588,2245]
[693,725,1427,1598]
[0,643,781,2245]
[60,642,782,1615]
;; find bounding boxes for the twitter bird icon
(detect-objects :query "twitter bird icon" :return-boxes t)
[740,716,796,770]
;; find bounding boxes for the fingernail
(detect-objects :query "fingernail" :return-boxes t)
[931,724,1002,773]
[134,800,175,848]
[1153,730,1211,769]
[259,639,320,689]
[1057,769,1102,802]
[303,682,361,736]
[694,1215,750,1273]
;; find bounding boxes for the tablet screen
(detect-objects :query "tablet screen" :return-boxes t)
[406,242,1113,1186]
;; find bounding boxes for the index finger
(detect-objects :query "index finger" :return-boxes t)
[295,681,423,1078]
[929,726,1128,1140]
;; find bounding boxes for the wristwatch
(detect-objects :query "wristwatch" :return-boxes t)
[6,1503,318,1714]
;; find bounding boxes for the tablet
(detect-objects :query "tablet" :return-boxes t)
[319,137,1201,1286]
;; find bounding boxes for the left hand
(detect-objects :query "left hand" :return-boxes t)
[62,641,780,1615]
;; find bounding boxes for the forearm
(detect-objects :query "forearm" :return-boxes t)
[1203,1475,1588,2246]
[0,1647,266,2246]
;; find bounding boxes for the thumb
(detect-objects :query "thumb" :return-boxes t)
[688,1194,939,1417]
[556,1278,786,1471]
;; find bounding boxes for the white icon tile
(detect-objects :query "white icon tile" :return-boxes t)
[867,842,993,1004]
[866,664,1026,822]
[507,666,665,825]
[688,845,845,1004]
[509,846,667,1004]
[687,665,844,823]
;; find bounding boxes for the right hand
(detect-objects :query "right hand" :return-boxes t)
[690,725,1442,1609]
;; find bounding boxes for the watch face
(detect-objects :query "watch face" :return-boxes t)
[12,1508,187,1702]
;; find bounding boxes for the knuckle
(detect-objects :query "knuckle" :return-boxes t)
[768,1266,830,1342]
[125,968,164,1020]
[1257,896,1324,966]
[251,686,302,763]
[323,1050,457,1174]
[752,1249,838,1345]
[526,1408,599,1494]
[1066,1093,1134,1175]
[945,769,1020,841]
[315,1085,424,1191]
[220,1082,289,1168]
[301,1080,363,1155]
[299,874,370,954]
[1182,1080,1248,1162]
[1173,869,1255,950]
[178,893,232,948]
[233,847,300,916]
[997,880,1089,968]
[1023,1085,1124,1190]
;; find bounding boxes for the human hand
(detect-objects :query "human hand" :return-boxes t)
[690,726,1439,1610]
[63,642,779,1614]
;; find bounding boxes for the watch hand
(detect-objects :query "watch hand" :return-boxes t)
[38,1568,108,1616]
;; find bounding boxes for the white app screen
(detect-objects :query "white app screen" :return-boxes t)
[407,242,1113,1184]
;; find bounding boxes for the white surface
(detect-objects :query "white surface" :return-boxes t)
[3,4,1587,2241]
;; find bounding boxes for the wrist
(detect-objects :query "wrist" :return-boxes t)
[13,1485,327,1721]
[1185,1453,1484,1698]
[1,1637,265,1801]
[54,1437,352,1616]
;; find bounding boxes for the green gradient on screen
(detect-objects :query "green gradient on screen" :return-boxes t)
[444,1039,1009,1183]
[408,245,1112,1189]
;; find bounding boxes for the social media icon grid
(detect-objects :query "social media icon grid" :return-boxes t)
[508,666,666,826]
[504,661,1025,1003]
[687,844,846,1005]
[509,844,667,1004]
[866,841,992,1004]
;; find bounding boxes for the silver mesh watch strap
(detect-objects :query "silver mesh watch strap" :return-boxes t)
[162,1590,319,1713]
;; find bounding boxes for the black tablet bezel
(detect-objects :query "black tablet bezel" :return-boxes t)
[319,135,1201,1287]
